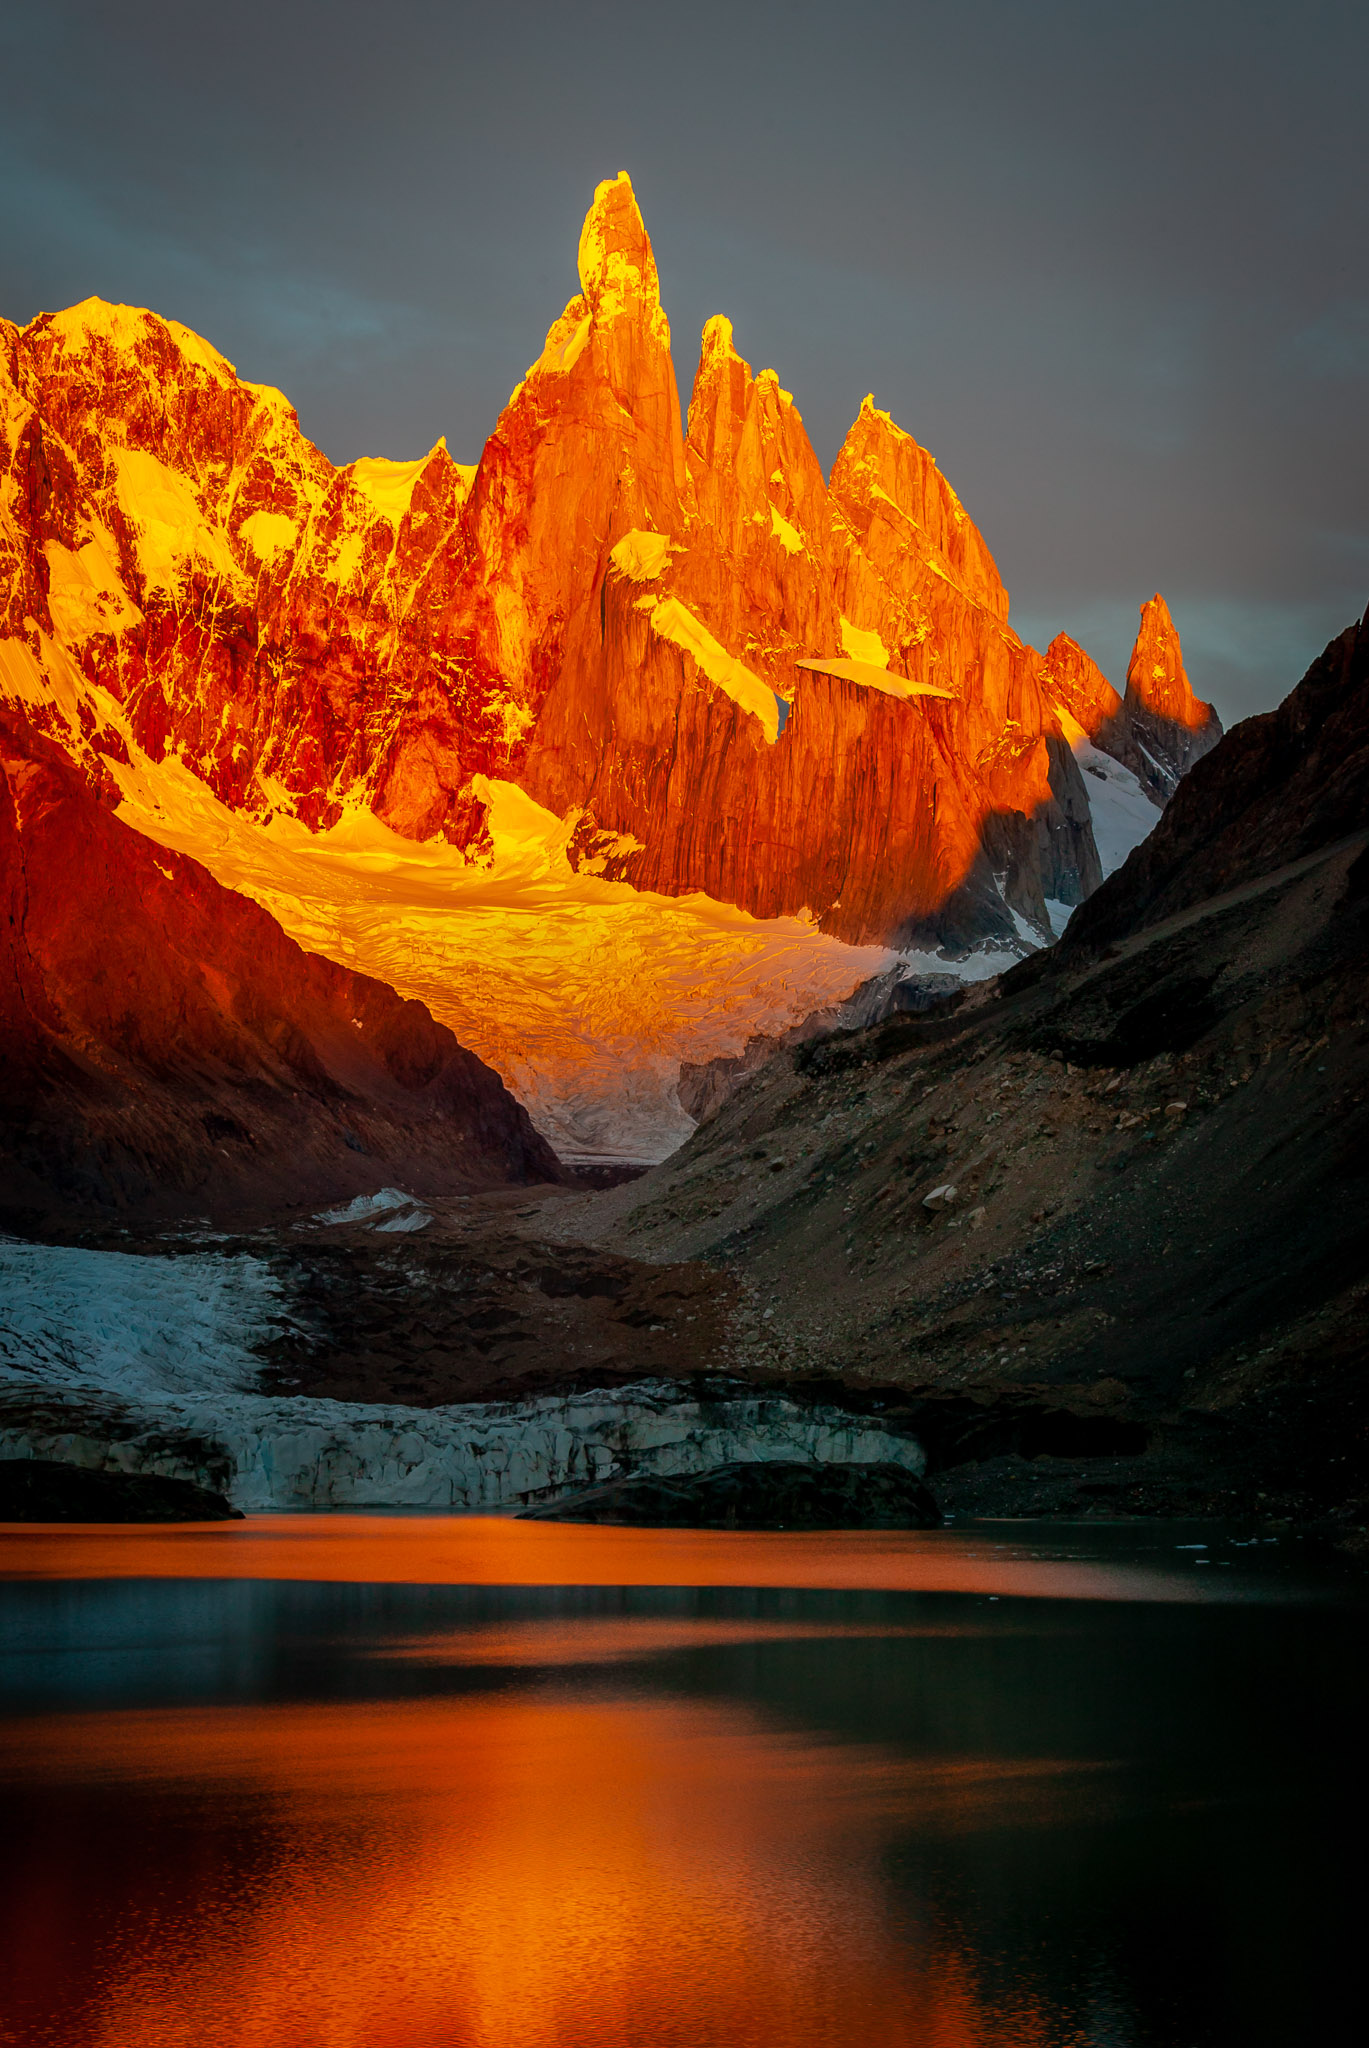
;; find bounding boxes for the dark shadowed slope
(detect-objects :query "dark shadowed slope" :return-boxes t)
[1054,602,1368,953]
[0,706,560,1222]
[565,609,1369,1530]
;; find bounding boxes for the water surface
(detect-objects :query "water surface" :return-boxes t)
[0,1518,1362,2047]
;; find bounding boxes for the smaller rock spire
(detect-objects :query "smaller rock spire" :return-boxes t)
[1120,595,1222,799]
[1125,594,1207,730]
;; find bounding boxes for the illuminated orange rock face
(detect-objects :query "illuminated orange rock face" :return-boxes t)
[1115,593,1223,800]
[0,302,489,837]
[1127,593,1209,729]
[512,244,1102,943]
[1040,633,1123,736]
[0,171,1193,951]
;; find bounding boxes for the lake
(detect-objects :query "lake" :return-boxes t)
[0,1517,1363,2047]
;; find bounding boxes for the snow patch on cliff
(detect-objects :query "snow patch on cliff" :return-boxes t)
[112,448,242,592]
[769,505,804,555]
[41,533,143,640]
[349,452,434,521]
[609,529,672,582]
[238,510,298,562]
[1076,741,1160,877]
[637,594,781,741]
[796,622,957,701]
[840,617,890,667]
[1050,703,1161,881]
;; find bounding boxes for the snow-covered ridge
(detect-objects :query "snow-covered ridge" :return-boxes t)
[0,1241,925,1513]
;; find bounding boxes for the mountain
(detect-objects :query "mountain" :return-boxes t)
[581,608,1368,1528]
[0,614,1355,1525]
[1054,606,1366,952]
[0,707,560,1221]
[1101,593,1224,801]
[0,171,1220,1160]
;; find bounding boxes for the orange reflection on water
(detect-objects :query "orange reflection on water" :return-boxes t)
[5,1695,1067,2048]
[0,1515,1207,1602]
[369,1617,987,1666]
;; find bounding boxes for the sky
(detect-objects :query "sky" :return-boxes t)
[3,0,1366,723]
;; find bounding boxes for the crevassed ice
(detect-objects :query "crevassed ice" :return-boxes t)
[108,744,893,1165]
[0,1239,282,1400]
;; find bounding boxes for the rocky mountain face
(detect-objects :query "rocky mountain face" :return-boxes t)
[0,708,560,1221]
[1041,598,1223,805]
[1,173,1215,962]
[1109,594,1224,800]
[1056,604,1367,952]
[566,611,1368,1531]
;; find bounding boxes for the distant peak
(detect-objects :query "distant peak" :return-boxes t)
[1042,631,1123,734]
[1125,594,1209,729]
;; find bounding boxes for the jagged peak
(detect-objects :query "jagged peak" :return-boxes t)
[837,395,937,483]
[855,392,908,440]
[832,396,1008,622]
[687,316,753,453]
[1046,629,1109,673]
[755,366,796,406]
[1041,626,1098,675]
[836,395,937,487]
[576,171,664,327]
[690,320,801,424]
[348,441,468,520]
[1126,593,1210,729]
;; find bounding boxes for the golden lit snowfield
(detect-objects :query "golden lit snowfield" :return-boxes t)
[109,739,893,1163]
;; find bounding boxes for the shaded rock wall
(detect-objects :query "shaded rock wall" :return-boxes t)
[0,706,559,1216]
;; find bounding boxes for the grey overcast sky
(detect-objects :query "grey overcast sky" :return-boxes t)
[3,0,1366,721]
